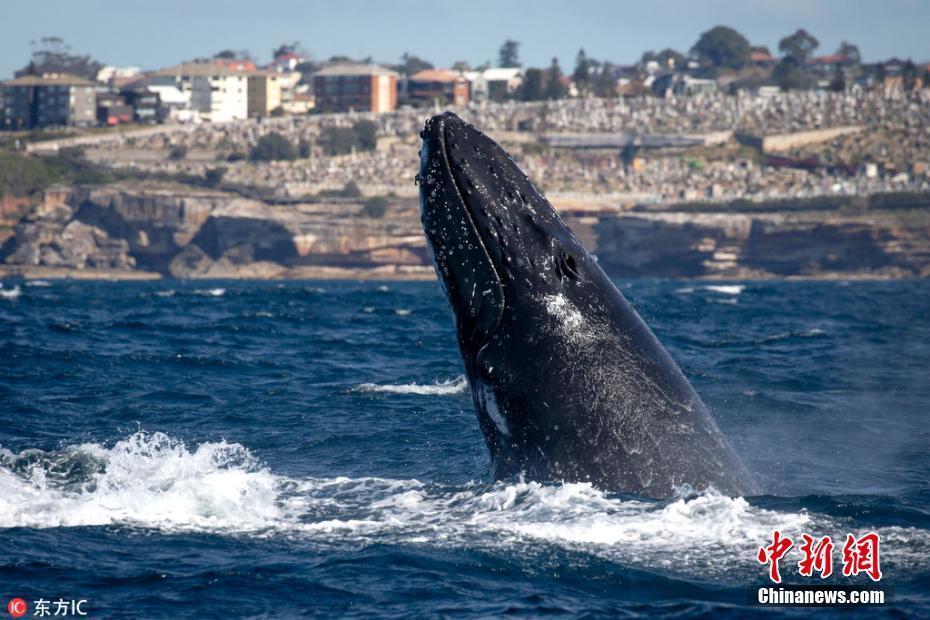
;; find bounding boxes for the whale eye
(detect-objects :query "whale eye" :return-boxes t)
[555,250,580,281]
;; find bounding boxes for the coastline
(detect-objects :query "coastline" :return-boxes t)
[1,264,921,282]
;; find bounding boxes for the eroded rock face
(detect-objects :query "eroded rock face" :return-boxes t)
[2,185,929,279]
[1,186,431,278]
[592,211,930,278]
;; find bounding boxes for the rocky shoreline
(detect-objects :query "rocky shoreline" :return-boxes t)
[2,184,929,281]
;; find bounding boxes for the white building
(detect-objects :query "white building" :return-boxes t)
[96,66,141,83]
[151,62,249,122]
[464,68,522,102]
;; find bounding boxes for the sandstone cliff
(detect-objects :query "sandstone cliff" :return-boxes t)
[2,185,929,280]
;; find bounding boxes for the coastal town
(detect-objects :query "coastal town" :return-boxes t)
[2,27,929,280]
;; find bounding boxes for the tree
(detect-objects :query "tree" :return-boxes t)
[340,181,362,198]
[902,59,919,91]
[544,58,568,100]
[250,132,297,161]
[779,29,819,63]
[272,41,302,59]
[205,167,226,187]
[397,52,433,76]
[873,63,887,91]
[214,49,237,59]
[17,36,103,80]
[498,39,521,68]
[319,127,358,156]
[573,49,592,93]
[362,196,388,218]
[353,120,378,151]
[298,139,311,158]
[594,62,617,98]
[829,64,846,92]
[690,26,751,70]
[519,68,546,101]
[640,50,656,64]
[452,60,471,72]
[169,145,187,160]
[772,57,805,91]
[837,41,861,67]
[655,48,687,70]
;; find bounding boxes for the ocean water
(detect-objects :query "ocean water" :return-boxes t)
[0,278,928,618]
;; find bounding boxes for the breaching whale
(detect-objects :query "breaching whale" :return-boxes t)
[418,112,758,499]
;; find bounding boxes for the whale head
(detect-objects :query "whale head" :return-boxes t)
[418,112,594,351]
[418,112,605,453]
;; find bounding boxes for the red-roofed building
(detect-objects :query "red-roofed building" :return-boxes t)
[750,51,774,66]
[213,58,257,72]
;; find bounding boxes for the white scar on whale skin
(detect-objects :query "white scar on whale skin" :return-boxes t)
[544,294,583,329]
[478,381,510,436]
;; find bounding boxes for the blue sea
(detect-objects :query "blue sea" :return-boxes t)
[0,278,928,618]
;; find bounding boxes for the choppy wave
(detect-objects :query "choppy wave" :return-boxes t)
[25,279,51,287]
[354,376,468,395]
[195,288,226,297]
[0,284,22,300]
[676,285,745,296]
[1,433,927,582]
[704,285,745,295]
[760,328,827,343]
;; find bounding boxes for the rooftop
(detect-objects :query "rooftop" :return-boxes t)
[410,69,460,83]
[314,63,398,78]
[4,73,95,87]
[481,68,522,81]
[154,62,253,77]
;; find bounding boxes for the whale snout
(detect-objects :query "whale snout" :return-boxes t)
[418,113,505,349]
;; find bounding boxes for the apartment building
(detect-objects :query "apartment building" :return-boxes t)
[313,64,398,113]
[1,73,96,130]
[151,62,249,122]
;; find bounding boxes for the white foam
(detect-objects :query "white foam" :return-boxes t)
[0,285,22,300]
[154,290,176,298]
[704,285,745,295]
[1,433,927,580]
[0,433,280,531]
[394,309,412,316]
[354,376,468,396]
[26,280,51,287]
[195,288,226,297]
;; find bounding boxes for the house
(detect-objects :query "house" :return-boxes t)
[312,64,398,113]
[96,92,133,125]
[151,62,249,122]
[267,52,306,73]
[1,73,96,130]
[407,69,469,105]
[121,86,162,123]
[651,73,717,98]
[275,71,308,113]
[479,68,522,101]
[750,51,775,67]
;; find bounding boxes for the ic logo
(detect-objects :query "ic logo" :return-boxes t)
[7,598,27,618]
